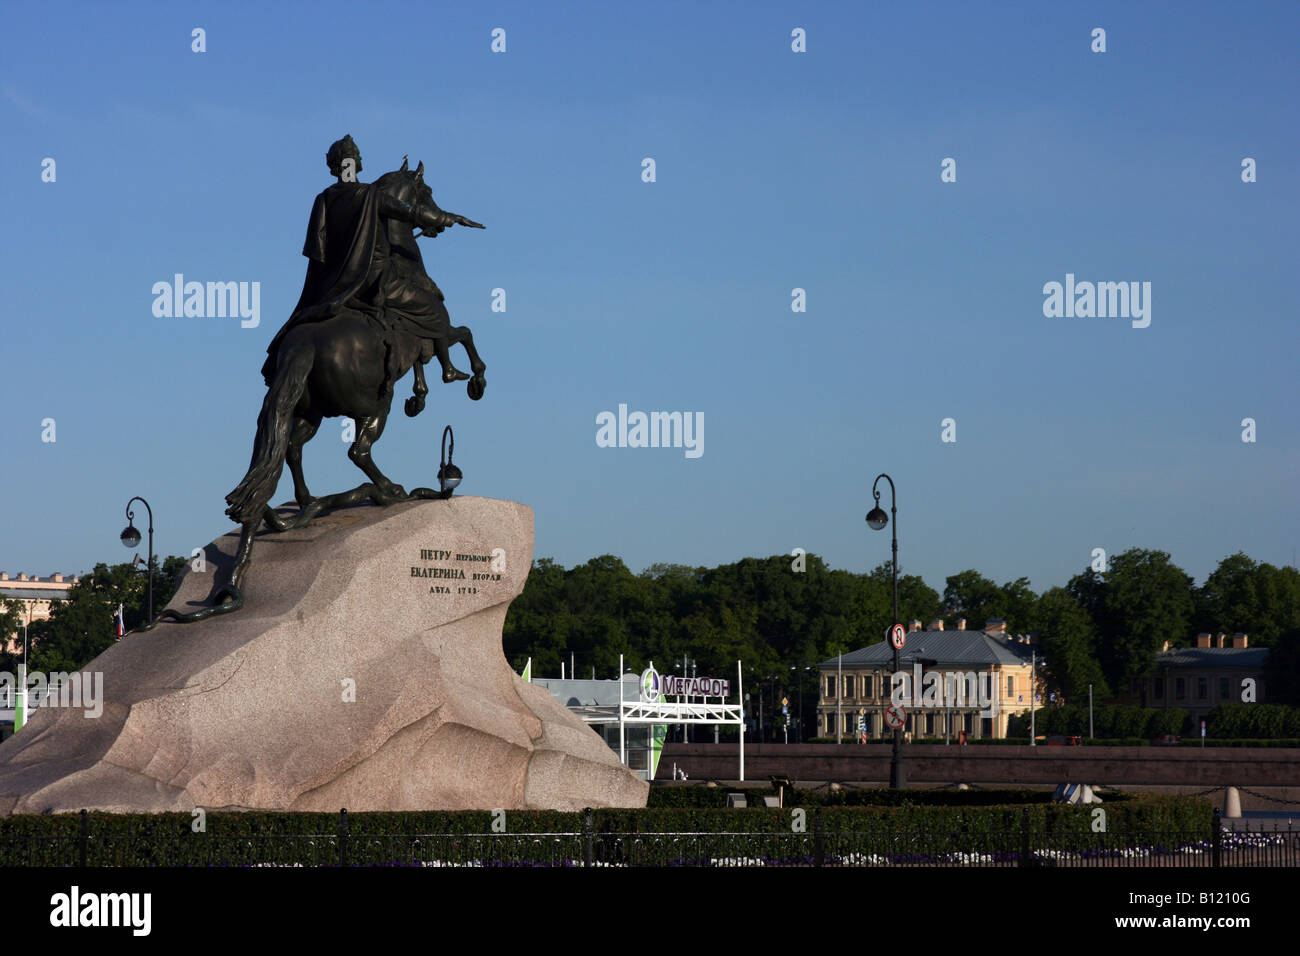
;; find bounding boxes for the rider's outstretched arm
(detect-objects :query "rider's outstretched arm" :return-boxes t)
[379,193,457,235]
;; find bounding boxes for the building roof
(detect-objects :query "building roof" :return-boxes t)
[820,631,1034,669]
[532,675,642,708]
[0,587,71,601]
[1155,647,1268,669]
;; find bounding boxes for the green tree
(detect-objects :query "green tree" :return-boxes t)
[942,570,1038,632]
[28,557,186,673]
[869,563,941,633]
[942,569,1002,626]
[1034,587,1110,702]
[1070,549,1194,691]
[1263,628,1300,707]
[0,597,27,675]
[1195,553,1300,646]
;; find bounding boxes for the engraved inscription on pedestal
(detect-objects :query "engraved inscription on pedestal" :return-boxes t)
[410,547,506,597]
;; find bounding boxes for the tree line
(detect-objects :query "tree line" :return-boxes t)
[6,548,1298,730]
[501,548,1300,720]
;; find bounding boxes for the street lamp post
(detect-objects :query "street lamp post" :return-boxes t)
[120,496,155,625]
[437,425,462,498]
[866,473,906,789]
[790,664,813,743]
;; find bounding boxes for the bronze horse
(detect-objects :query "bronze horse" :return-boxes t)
[162,164,485,624]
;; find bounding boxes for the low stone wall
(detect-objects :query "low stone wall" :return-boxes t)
[660,742,1300,790]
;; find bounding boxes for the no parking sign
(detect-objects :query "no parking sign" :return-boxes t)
[888,623,906,650]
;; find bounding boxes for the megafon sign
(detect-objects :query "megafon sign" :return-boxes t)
[640,665,730,702]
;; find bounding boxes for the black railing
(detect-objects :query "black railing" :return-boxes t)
[1,807,1295,868]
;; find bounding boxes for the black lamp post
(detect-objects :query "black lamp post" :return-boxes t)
[120,496,155,625]
[866,473,905,789]
[791,664,813,743]
[438,426,462,498]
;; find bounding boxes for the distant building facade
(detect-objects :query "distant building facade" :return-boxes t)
[0,573,79,655]
[818,618,1042,740]
[1128,632,1268,723]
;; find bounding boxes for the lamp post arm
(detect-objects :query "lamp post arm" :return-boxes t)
[125,496,156,624]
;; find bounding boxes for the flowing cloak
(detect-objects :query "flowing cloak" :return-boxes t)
[260,182,385,384]
[261,181,455,387]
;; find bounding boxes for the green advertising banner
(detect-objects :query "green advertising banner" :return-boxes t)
[649,724,667,779]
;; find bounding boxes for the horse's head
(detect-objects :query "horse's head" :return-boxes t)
[376,156,434,209]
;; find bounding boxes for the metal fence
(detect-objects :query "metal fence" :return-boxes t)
[0,808,1295,867]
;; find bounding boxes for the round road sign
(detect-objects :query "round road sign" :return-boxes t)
[889,624,906,650]
[884,703,907,730]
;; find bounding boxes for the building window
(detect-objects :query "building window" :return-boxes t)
[827,713,836,735]
[1175,678,1185,700]
[1218,677,1229,700]
[826,676,836,699]
[1007,675,1015,697]
[1153,677,1164,700]
[864,675,873,699]
[1196,677,1208,700]
[925,713,935,735]
[845,676,855,699]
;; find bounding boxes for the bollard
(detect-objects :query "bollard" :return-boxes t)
[583,807,594,867]
[813,807,825,868]
[1223,786,1242,818]
[1019,807,1031,868]
[338,808,349,866]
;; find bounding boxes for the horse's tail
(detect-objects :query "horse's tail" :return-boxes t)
[225,346,313,523]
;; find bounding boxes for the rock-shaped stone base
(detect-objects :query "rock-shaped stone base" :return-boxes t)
[0,497,648,813]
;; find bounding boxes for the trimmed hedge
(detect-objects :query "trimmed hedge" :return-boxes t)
[0,794,1210,838]
[648,785,1067,808]
[1206,703,1300,738]
[1007,706,1188,740]
[0,792,1213,865]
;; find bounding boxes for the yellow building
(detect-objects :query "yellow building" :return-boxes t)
[818,618,1044,740]
[0,572,80,654]
[1130,632,1267,724]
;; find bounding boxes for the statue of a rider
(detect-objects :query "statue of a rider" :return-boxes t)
[261,134,483,393]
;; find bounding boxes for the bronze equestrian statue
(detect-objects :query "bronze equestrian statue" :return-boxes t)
[161,136,486,624]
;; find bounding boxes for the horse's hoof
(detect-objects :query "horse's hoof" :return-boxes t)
[377,483,407,503]
[468,375,486,401]
[404,395,425,417]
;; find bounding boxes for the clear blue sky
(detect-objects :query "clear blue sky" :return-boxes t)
[2,1,1296,597]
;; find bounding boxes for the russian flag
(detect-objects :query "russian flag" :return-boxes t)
[115,604,125,639]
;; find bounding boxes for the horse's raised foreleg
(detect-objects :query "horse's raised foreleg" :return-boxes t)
[404,361,429,417]
[286,415,321,507]
[348,406,405,502]
[447,325,487,400]
[447,325,486,376]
